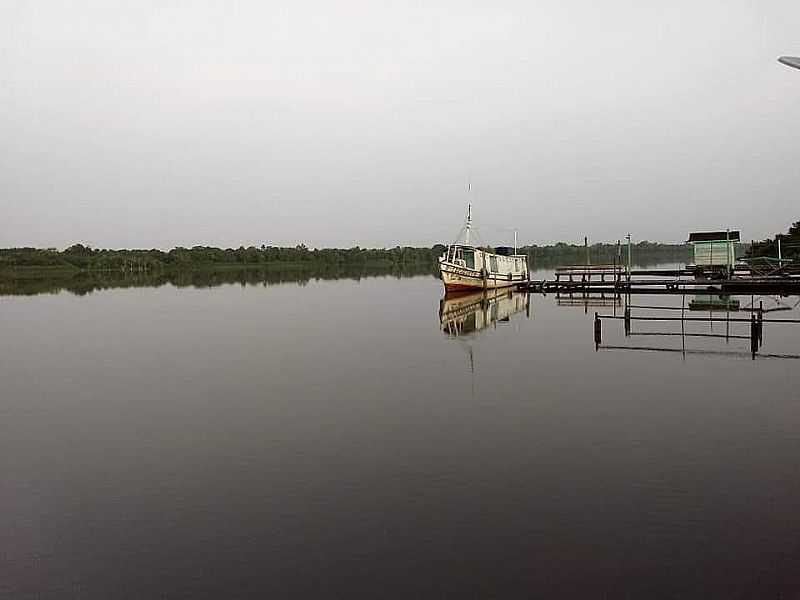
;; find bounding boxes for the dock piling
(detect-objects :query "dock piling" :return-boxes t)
[585,236,589,268]
[594,312,601,350]
[626,234,632,283]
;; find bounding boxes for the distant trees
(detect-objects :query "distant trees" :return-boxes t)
[13,227,800,274]
[747,220,800,261]
[0,244,446,272]
[519,241,689,265]
[0,240,702,273]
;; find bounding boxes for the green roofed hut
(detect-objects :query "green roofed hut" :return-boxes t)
[688,230,740,277]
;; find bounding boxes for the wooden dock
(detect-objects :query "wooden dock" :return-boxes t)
[519,264,800,295]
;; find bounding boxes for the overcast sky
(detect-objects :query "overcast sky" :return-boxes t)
[2,0,799,249]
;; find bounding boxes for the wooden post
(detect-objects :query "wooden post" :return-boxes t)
[585,236,589,267]
[758,301,764,346]
[626,234,632,283]
[751,313,758,359]
[624,305,631,337]
[726,229,731,279]
[612,253,616,288]
[594,312,601,350]
[726,298,730,342]
[681,293,686,356]
[710,239,714,275]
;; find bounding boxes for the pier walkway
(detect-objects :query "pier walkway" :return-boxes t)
[520,265,800,296]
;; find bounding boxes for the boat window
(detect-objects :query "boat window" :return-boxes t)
[463,313,477,333]
[463,249,475,269]
[490,256,498,272]
[455,248,464,265]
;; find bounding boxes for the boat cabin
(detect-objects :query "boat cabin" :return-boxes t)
[443,245,527,276]
[445,245,477,269]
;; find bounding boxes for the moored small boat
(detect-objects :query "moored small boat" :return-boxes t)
[438,206,528,293]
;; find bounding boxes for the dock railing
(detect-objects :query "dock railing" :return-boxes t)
[554,264,624,285]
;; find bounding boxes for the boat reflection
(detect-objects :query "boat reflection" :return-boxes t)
[439,289,529,337]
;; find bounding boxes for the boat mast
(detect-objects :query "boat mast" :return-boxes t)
[465,203,472,246]
[464,179,473,247]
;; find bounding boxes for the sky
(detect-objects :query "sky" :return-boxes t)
[1,0,799,249]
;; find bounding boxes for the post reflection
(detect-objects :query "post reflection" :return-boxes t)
[592,293,800,360]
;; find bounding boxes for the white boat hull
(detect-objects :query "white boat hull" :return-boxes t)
[439,260,527,292]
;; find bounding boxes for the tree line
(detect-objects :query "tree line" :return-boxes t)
[746,220,800,261]
[520,240,690,265]
[5,223,798,275]
[0,241,699,273]
[0,244,448,272]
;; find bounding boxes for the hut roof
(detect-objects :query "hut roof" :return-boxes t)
[688,231,741,243]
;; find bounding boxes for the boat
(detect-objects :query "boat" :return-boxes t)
[438,205,529,293]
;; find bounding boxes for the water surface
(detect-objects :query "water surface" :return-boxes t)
[2,268,799,598]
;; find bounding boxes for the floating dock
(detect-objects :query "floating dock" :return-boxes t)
[519,264,800,295]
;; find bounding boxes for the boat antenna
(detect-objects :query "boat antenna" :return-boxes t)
[465,178,473,246]
[465,203,471,246]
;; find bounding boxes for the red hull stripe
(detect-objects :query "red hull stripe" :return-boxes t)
[444,282,516,291]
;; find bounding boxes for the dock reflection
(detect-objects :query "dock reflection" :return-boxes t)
[593,294,800,360]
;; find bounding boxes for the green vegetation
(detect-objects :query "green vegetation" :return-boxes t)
[0,262,437,297]
[520,241,690,267]
[0,244,446,276]
[0,240,698,296]
[0,240,691,276]
[747,220,800,261]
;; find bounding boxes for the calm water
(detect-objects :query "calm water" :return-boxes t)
[2,267,800,598]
